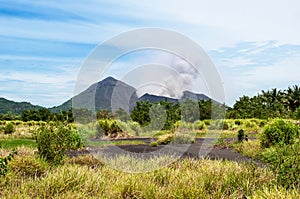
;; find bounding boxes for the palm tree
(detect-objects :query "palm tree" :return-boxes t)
[285,85,300,112]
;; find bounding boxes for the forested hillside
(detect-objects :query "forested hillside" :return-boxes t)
[0,97,42,115]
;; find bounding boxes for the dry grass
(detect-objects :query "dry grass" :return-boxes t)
[1,149,298,199]
[232,140,263,159]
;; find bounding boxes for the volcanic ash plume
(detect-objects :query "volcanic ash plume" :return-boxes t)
[158,54,199,98]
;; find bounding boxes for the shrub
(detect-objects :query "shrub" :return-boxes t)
[0,149,17,176]
[237,129,245,142]
[36,123,83,165]
[203,119,211,126]
[172,133,195,144]
[128,121,141,136]
[98,119,122,137]
[150,142,158,147]
[193,120,206,130]
[260,119,299,148]
[157,134,173,145]
[259,120,267,127]
[262,139,300,188]
[4,122,15,134]
[77,126,96,144]
[222,120,230,130]
[234,120,242,125]
[209,120,219,129]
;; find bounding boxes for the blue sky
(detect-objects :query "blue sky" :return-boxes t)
[0,0,300,107]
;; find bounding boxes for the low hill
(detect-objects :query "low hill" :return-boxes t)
[0,97,43,114]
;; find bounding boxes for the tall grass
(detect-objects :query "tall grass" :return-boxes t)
[1,148,298,198]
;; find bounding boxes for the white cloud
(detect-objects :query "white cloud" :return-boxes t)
[0,71,76,84]
[221,57,255,68]
[2,0,299,50]
[1,0,300,107]
[224,56,300,104]
[239,56,300,85]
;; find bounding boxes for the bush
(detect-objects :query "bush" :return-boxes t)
[234,120,242,125]
[0,149,17,176]
[98,119,122,137]
[156,134,173,145]
[172,133,195,144]
[36,123,83,165]
[237,129,245,142]
[222,120,230,130]
[128,121,141,136]
[193,120,206,130]
[260,119,299,148]
[262,139,300,188]
[210,120,222,130]
[4,122,15,134]
[259,120,267,127]
[203,119,211,126]
[150,142,158,147]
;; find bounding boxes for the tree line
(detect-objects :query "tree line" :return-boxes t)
[227,85,300,119]
[1,84,299,122]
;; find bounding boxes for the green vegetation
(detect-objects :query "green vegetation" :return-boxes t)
[0,97,42,115]
[260,119,300,188]
[260,119,299,148]
[86,140,145,146]
[3,122,14,134]
[0,139,37,149]
[237,129,245,142]
[232,119,300,189]
[0,149,299,198]
[227,85,300,119]
[232,140,262,159]
[0,84,299,197]
[0,149,17,176]
[35,123,83,165]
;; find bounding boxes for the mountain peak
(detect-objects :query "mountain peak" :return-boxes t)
[100,76,117,84]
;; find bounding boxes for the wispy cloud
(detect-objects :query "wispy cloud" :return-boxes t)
[0,1,87,22]
[0,0,299,107]
[209,41,300,105]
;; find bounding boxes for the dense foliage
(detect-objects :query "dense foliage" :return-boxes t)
[0,97,42,115]
[3,122,15,134]
[228,85,300,119]
[35,123,83,165]
[260,119,300,188]
[0,149,17,176]
[260,119,299,148]
[130,99,225,130]
[21,108,74,122]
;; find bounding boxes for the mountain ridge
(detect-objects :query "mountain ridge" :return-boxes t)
[1,76,214,114]
[0,97,43,114]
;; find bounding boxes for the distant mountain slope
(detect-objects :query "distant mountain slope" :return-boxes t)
[52,76,214,112]
[51,76,139,112]
[181,91,211,101]
[1,77,215,114]
[0,97,43,114]
[138,93,178,104]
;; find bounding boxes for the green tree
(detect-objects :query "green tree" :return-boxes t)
[130,101,152,126]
